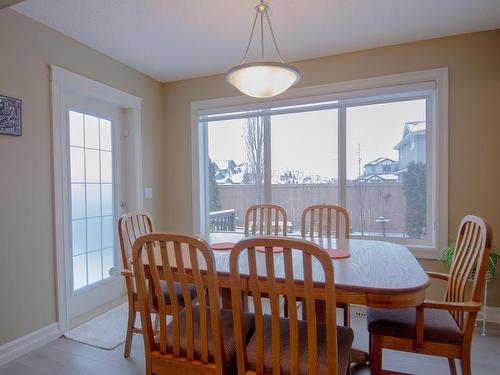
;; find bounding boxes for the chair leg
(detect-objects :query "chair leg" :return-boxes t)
[460,351,471,375]
[124,308,136,358]
[346,357,352,375]
[146,359,153,375]
[368,332,372,359]
[448,358,457,375]
[369,333,383,375]
[153,313,159,335]
[343,304,350,326]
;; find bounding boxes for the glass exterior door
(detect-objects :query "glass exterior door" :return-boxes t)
[69,110,115,290]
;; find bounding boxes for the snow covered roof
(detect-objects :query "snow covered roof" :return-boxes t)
[230,172,245,184]
[213,159,240,171]
[394,121,426,149]
[364,157,396,167]
[356,173,399,183]
[376,173,399,181]
[405,121,426,133]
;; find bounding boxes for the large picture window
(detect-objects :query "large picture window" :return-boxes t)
[195,71,448,252]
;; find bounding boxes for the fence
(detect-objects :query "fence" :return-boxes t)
[213,182,412,236]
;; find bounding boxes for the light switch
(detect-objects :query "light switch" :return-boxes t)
[144,187,153,199]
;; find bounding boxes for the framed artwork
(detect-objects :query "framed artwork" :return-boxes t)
[0,95,22,136]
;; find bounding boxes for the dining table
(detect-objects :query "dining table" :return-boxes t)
[141,231,431,365]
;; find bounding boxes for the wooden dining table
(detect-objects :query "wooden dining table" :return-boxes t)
[141,231,430,365]
[207,232,430,308]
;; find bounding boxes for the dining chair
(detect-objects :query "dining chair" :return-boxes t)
[301,204,350,239]
[230,236,354,375]
[117,211,196,358]
[367,215,493,375]
[132,232,255,375]
[244,204,288,236]
[301,204,351,326]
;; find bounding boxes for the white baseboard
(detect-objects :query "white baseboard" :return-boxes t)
[0,323,61,366]
[477,306,500,324]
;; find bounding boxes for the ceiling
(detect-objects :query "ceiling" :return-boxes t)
[12,0,500,82]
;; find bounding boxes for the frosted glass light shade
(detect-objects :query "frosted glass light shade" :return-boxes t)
[226,62,300,98]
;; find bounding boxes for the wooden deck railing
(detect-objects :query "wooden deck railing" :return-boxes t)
[209,209,236,232]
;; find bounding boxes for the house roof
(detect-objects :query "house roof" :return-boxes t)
[213,159,238,171]
[358,173,399,183]
[229,172,245,184]
[364,157,396,167]
[394,121,426,150]
[405,121,426,134]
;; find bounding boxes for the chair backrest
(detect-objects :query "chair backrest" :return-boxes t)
[445,215,493,328]
[244,204,288,236]
[118,211,155,297]
[230,236,339,375]
[132,233,226,372]
[301,205,350,239]
[118,211,155,271]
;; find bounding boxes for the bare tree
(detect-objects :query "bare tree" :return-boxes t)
[244,116,265,202]
[356,143,367,235]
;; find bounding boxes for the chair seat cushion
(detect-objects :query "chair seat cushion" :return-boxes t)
[367,307,463,344]
[141,281,197,308]
[155,306,255,366]
[159,280,197,306]
[246,315,354,375]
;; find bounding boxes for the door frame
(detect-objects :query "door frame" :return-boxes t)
[51,65,143,332]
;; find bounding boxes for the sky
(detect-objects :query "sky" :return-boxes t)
[207,99,426,180]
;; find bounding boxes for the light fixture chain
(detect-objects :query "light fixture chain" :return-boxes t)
[264,8,285,63]
[261,9,264,60]
[240,9,260,65]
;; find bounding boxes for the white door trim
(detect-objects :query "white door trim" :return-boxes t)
[51,65,143,333]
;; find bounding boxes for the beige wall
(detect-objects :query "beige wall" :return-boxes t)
[0,10,165,345]
[163,31,500,304]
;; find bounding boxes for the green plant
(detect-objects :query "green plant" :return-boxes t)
[440,243,500,280]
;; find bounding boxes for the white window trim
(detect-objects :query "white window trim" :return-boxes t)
[51,65,143,332]
[191,68,448,259]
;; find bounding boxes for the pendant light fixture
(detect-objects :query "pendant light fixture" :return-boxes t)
[226,1,300,98]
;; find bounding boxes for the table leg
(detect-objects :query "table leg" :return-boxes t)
[351,348,369,365]
[221,287,232,309]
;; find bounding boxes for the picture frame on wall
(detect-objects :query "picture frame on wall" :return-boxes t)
[0,94,22,136]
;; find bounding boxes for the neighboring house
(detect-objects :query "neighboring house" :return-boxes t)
[364,157,398,175]
[224,171,253,184]
[355,121,426,183]
[214,159,238,175]
[214,160,252,184]
[393,121,426,174]
[355,157,399,183]
[277,170,303,184]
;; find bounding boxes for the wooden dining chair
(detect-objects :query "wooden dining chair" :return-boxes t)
[301,205,351,326]
[367,215,493,375]
[244,204,288,236]
[132,232,255,375]
[118,212,196,358]
[301,205,350,239]
[230,236,354,375]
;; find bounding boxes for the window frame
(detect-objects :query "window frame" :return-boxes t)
[191,69,448,258]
